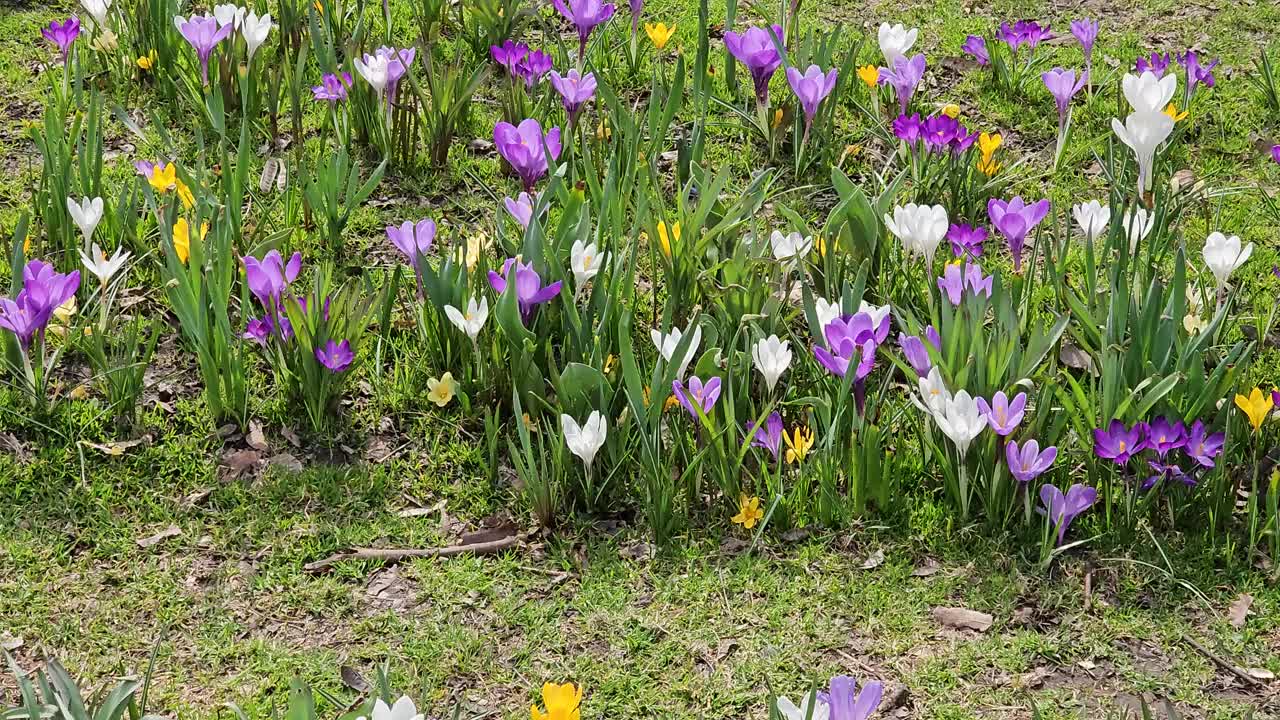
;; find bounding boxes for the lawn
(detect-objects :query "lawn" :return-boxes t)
[1,0,1279,718]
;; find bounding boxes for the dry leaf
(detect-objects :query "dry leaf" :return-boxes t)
[268,453,304,471]
[1,633,23,651]
[1246,667,1274,681]
[911,559,941,577]
[860,549,885,570]
[1227,593,1253,629]
[340,665,371,693]
[137,524,182,548]
[932,606,994,632]
[246,421,269,451]
[281,427,302,448]
[80,439,144,456]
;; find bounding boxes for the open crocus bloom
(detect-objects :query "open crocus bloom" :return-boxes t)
[487,258,563,321]
[1122,70,1178,114]
[562,411,608,467]
[242,250,302,308]
[876,22,918,65]
[932,390,987,458]
[1072,200,1110,243]
[672,375,722,418]
[494,119,563,191]
[883,203,947,266]
[786,64,838,126]
[1039,483,1098,544]
[1006,439,1057,483]
[751,335,791,391]
[988,196,1050,273]
[1202,231,1253,290]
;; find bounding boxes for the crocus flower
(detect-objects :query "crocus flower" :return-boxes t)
[645,22,676,51]
[879,54,926,114]
[66,196,104,245]
[1042,68,1088,126]
[487,257,563,321]
[494,119,563,191]
[775,695,828,720]
[1111,110,1175,193]
[213,4,244,28]
[0,260,81,348]
[1007,439,1057,483]
[937,263,965,305]
[490,40,527,74]
[933,390,988,458]
[552,0,616,59]
[242,317,272,345]
[876,22,917,66]
[858,301,892,343]
[769,230,813,261]
[1271,144,1280,165]
[988,196,1050,273]
[427,372,458,407]
[1184,420,1224,468]
[651,321,700,378]
[813,296,840,331]
[786,65,838,130]
[1135,51,1173,78]
[241,11,272,62]
[504,192,540,229]
[242,250,302,308]
[1092,419,1145,464]
[812,314,877,380]
[827,675,882,720]
[386,218,436,264]
[892,113,924,144]
[562,411,608,467]
[1202,231,1253,291]
[752,335,791,391]
[549,70,597,123]
[998,20,1051,52]
[354,51,391,96]
[81,0,111,27]
[628,0,642,38]
[947,223,986,259]
[1039,483,1098,544]
[43,16,81,63]
[916,366,951,416]
[516,48,553,87]
[375,45,415,100]
[884,203,948,267]
[1234,388,1273,434]
[747,412,784,460]
[1072,200,1109,243]
[315,339,354,372]
[964,263,993,298]
[1142,416,1186,458]
[1143,459,1192,490]
[79,244,130,287]
[531,684,581,720]
[976,391,1026,436]
[961,35,989,66]
[672,375,722,418]
[312,72,352,102]
[1122,207,1154,253]
[898,332,932,376]
[1071,18,1099,71]
[1122,71,1178,114]
[174,14,234,84]
[724,25,785,107]
[570,239,607,288]
[1179,50,1218,104]
[732,493,765,528]
[920,113,974,153]
[444,296,488,342]
[856,64,880,88]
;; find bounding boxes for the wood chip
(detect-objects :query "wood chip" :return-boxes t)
[137,524,182,548]
[932,606,994,632]
[1227,593,1253,629]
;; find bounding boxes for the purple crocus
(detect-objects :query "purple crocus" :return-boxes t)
[879,53,926,114]
[1038,483,1098,545]
[961,35,989,66]
[628,0,643,39]
[1070,19,1099,72]
[786,65,838,131]
[516,48,553,87]
[504,192,539,229]
[549,69,597,123]
[1144,416,1186,458]
[1135,51,1173,78]
[1006,439,1057,483]
[1143,459,1191,490]
[315,339,354,373]
[487,257,563,321]
[812,314,878,380]
[672,375,722,418]
[827,675,882,720]
[175,14,235,85]
[921,114,973,153]
[937,263,965,305]
[1042,68,1088,126]
[1274,145,1280,165]
[898,332,932,376]
[1092,419,1145,465]
[242,250,302,309]
[724,25,785,108]
[1179,50,1219,105]
[976,391,1027,436]
[1184,420,1224,468]
[387,219,436,264]
[490,40,528,74]
[988,196,1050,273]
[552,0,616,60]
[243,317,272,346]
[377,45,416,100]
[312,72,353,102]
[42,16,81,64]
[0,260,81,349]
[964,263,993,298]
[747,412,783,459]
[892,113,924,144]
[998,20,1051,52]
[494,119,563,191]
[948,224,987,259]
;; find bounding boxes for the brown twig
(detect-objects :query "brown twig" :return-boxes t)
[1181,635,1262,688]
[304,535,519,573]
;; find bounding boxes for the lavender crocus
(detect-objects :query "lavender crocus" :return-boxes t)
[174,14,234,85]
[898,332,932,376]
[1007,439,1057,483]
[549,70,597,123]
[724,25,785,108]
[998,20,1051,53]
[1071,18,1098,78]
[1092,420,1145,465]
[948,223,986,259]
[1143,459,1191,490]
[1039,483,1098,545]
[487,257,563,321]
[786,65,838,131]
[976,391,1027,436]
[242,250,302,309]
[1145,416,1186,458]
[747,412,783,459]
[964,263,993,298]
[516,48,553,87]
[879,53,926,114]
[377,45,415,100]
[315,339,354,373]
[312,72,352,102]
[387,219,436,264]
[827,675,882,720]
[1135,52,1173,78]
[628,0,642,39]
[552,0,616,60]
[988,196,1050,273]
[42,16,81,64]
[961,35,989,66]
[1042,68,1088,126]
[490,40,528,74]
[243,317,272,346]
[672,375,722,418]
[812,315,877,380]
[1184,420,1224,468]
[494,119,563,191]
[937,263,965,305]
[0,260,81,348]
[504,192,539,229]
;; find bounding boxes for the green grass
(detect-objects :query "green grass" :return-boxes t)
[2,0,1280,718]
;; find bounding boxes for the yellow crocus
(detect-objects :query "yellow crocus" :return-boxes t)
[813,234,827,257]
[941,103,961,118]
[148,163,177,194]
[1234,388,1274,433]
[137,50,158,70]
[784,426,814,464]
[531,682,581,720]
[427,372,458,407]
[645,22,676,51]
[175,178,195,209]
[1163,102,1188,122]
[656,220,679,258]
[977,156,1001,176]
[171,218,206,265]
[771,107,784,129]
[977,131,1002,158]
[595,119,612,141]
[731,493,764,529]
[22,236,31,256]
[856,65,880,88]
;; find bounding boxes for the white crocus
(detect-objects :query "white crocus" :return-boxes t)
[877,22,918,66]
[362,696,424,720]
[66,196,104,244]
[1202,231,1253,290]
[561,411,608,468]
[769,230,813,261]
[883,203,948,266]
[1072,200,1110,244]
[859,300,891,328]
[1121,71,1178,114]
[213,4,245,29]
[776,695,830,720]
[813,296,841,330]
[78,244,130,287]
[241,12,272,62]
[1111,110,1174,193]
[354,53,391,94]
[1122,208,1155,254]
[443,296,488,342]
[80,0,111,27]
[916,367,952,416]
[570,239,607,289]
[751,335,792,392]
[932,390,988,458]
[650,321,701,379]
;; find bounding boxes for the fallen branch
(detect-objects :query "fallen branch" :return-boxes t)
[305,535,519,573]
[1181,635,1262,688]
